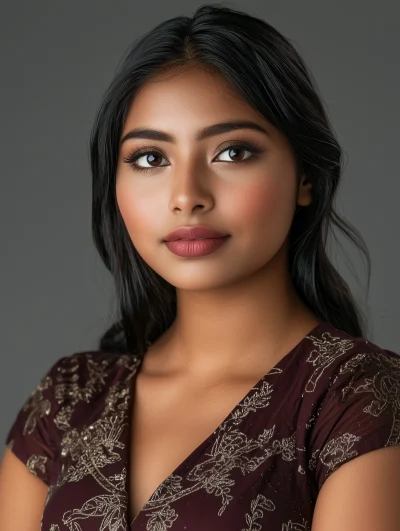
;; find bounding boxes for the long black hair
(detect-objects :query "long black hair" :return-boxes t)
[90,3,370,357]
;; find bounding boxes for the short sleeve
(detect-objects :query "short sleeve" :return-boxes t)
[4,356,66,485]
[309,348,400,493]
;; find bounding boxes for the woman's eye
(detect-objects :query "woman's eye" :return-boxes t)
[131,152,168,170]
[215,146,253,162]
[124,143,261,173]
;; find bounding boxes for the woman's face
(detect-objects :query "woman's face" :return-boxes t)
[116,65,312,291]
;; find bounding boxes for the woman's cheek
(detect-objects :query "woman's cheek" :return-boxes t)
[231,179,294,231]
[117,178,153,226]
[116,183,149,246]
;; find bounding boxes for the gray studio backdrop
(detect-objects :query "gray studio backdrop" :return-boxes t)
[1,0,399,447]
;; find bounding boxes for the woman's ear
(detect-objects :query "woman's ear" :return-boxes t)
[297,174,313,206]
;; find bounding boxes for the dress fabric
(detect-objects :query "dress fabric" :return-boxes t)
[5,321,400,530]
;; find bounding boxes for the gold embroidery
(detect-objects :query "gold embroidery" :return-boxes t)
[59,416,126,484]
[62,492,127,530]
[22,374,52,435]
[307,337,400,487]
[131,388,292,525]
[53,356,114,430]
[281,518,311,531]
[20,330,399,530]
[142,505,178,530]
[26,454,48,477]
[304,332,355,394]
[241,492,311,531]
[242,494,275,530]
[49,354,140,530]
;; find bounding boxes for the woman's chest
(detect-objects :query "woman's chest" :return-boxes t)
[40,361,316,530]
[127,373,272,524]
[127,390,315,530]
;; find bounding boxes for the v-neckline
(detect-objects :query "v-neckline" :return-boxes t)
[125,321,327,527]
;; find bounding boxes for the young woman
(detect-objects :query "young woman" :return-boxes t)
[1,4,399,531]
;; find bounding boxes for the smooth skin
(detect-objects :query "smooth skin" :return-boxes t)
[1,63,399,529]
[116,64,400,530]
[0,448,48,530]
[311,445,400,531]
[116,64,319,382]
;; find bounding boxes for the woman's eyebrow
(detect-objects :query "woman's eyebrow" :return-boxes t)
[119,120,271,146]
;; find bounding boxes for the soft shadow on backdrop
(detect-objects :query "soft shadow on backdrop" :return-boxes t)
[0,0,399,445]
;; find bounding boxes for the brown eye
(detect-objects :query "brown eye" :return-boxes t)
[230,147,247,161]
[215,145,254,163]
[124,141,263,174]
[123,149,169,172]
[136,152,166,168]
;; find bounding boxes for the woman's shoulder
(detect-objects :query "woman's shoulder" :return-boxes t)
[300,322,400,493]
[47,349,141,386]
[5,349,141,484]
[35,349,142,419]
[6,349,140,440]
[304,321,399,371]
[300,321,400,414]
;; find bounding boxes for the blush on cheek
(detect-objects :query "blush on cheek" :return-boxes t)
[116,184,143,232]
[116,182,163,252]
[232,180,291,226]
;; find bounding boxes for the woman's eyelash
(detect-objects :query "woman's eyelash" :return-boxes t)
[122,142,264,173]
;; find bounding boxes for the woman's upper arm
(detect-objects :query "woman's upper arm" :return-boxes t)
[0,447,48,531]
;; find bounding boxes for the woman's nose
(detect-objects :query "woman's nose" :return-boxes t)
[168,170,215,215]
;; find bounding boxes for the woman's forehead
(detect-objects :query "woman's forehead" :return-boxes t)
[122,67,276,141]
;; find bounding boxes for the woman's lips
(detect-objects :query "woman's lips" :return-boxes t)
[164,236,230,257]
[163,225,228,242]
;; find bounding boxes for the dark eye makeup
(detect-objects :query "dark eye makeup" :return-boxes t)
[122,140,265,174]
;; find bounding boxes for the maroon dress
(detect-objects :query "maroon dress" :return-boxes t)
[5,321,400,530]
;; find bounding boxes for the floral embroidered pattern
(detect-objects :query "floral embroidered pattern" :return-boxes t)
[26,454,48,476]
[51,354,140,530]
[22,374,53,435]
[4,323,400,530]
[241,494,275,531]
[307,335,400,489]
